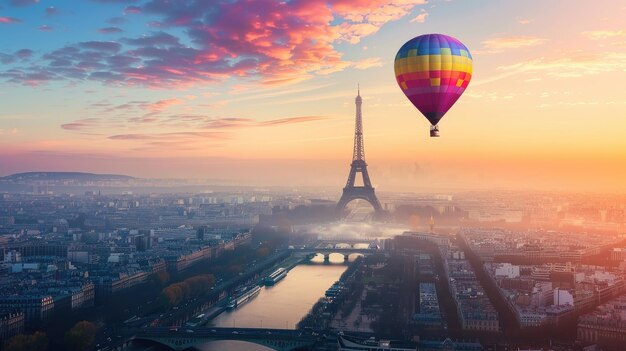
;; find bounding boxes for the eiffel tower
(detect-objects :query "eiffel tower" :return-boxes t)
[336,87,383,215]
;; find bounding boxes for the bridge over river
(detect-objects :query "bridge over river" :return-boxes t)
[133,327,319,351]
[292,247,378,261]
[291,239,383,261]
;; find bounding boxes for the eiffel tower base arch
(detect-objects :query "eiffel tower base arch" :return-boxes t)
[336,188,383,215]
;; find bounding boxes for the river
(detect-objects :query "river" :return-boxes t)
[129,253,349,351]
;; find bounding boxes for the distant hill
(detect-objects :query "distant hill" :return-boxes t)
[1,172,135,182]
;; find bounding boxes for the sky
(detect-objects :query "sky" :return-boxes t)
[1,0,625,192]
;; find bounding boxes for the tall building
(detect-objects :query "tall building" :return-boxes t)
[0,296,54,324]
[0,310,24,344]
[196,226,209,240]
[578,295,626,350]
[336,87,383,215]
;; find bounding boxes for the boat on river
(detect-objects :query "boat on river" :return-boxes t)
[226,285,261,310]
[264,267,288,286]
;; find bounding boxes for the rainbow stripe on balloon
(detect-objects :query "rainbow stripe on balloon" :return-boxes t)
[394,34,473,126]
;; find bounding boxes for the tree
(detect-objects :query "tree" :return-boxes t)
[152,271,170,286]
[64,321,97,351]
[160,274,215,307]
[5,332,48,351]
[256,246,270,258]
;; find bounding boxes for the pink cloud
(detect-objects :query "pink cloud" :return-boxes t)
[124,6,142,14]
[258,116,329,126]
[334,0,427,43]
[60,118,103,131]
[0,17,22,24]
[145,98,184,112]
[146,21,165,28]
[202,116,329,129]
[98,27,124,34]
[108,131,229,140]
[96,115,329,148]
[2,0,426,87]
[60,112,329,138]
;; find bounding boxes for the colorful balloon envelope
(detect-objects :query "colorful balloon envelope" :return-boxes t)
[394,34,473,137]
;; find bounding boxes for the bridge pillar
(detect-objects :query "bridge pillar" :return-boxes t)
[344,254,350,262]
[323,253,330,262]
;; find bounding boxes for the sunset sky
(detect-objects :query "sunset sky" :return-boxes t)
[1,0,625,192]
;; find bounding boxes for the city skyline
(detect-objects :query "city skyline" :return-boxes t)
[1,0,626,192]
[1,183,624,350]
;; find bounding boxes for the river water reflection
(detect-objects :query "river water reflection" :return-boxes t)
[212,254,347,329]
[129,253,349,351]
[197,254,348,350]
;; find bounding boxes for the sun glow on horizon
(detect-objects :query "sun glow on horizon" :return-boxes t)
[1,0,625,192]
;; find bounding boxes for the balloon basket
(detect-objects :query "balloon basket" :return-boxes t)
[430,126,440,137]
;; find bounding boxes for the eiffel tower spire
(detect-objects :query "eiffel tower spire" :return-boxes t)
[353,83,364,161]
[337,87,383,216]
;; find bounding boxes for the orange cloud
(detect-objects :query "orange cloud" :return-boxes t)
[410,10,428,23]
[1,1,428,88]
[352,57,383,70]
[146,98,184,112]
[108,131,230,140]
[481,35,547,53]
[583,30,626,40]
[202,116,330,129]
[498,51,626,78]
[258,116,329,126]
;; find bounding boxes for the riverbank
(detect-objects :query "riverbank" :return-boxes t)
[183,254,310,327]
[297,257,364,330]
[211,256,349,330]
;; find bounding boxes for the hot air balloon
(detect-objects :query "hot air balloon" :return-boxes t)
[394,34,472,137]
